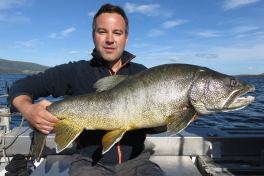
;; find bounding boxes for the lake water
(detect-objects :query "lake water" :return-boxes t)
[0,73,263,129]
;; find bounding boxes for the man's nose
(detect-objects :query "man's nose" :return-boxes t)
[106,34,114,44]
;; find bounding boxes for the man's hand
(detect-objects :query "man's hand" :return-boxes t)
[12,95,59,134]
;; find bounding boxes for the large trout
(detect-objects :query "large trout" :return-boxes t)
[33,64,255,160]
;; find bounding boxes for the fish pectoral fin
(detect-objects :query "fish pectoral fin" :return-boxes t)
[166,109,197,137]
[54,119,83,153]
[33,129,47,161]
[94,75,130,93]
[102,128,127,155]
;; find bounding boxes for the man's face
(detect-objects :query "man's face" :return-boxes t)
[93,13,128,64]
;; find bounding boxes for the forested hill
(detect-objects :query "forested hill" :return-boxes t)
[1,58,263,77]
[0,58,50,74]
[237,74,264,78]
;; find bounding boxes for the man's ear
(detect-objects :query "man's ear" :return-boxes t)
[125,35,129,45]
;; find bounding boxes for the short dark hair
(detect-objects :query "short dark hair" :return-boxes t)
[92,3,129,35]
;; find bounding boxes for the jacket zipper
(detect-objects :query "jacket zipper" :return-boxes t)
[107,55,136,164]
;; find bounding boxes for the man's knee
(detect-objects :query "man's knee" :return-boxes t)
[134,161,166,176]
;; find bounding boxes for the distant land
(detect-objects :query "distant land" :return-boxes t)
[0,58,50,74]
[0,58,263,77]
[236,74,264,78]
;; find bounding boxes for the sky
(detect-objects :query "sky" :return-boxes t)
[0,0,263,75]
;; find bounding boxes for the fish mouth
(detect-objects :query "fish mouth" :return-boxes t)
[223,86,255,111]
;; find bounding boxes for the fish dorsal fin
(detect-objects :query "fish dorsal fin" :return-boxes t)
[166,109,197,137]
[102,128,127,154]
[54,119,83,153]
[94,75,130,93]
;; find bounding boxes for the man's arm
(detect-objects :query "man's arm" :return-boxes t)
[8,63,77,134]
[13,95,59,134]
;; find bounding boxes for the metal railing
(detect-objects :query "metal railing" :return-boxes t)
[0,97,11,133]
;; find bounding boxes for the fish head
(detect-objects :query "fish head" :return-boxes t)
[189,67,255,115]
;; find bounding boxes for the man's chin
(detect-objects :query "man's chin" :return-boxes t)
[102,54,122,62]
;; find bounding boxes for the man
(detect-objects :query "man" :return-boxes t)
[9,3,167,176]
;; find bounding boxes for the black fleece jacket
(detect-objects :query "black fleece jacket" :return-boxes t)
[9,50,152,166]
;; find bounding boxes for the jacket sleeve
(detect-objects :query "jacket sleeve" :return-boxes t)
[8,62,76,107]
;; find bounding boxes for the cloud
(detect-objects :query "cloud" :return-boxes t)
[192,25,261,38]
[236,35,247,38]
[48,27,76,38]
[0,0,28,9]
[211,43,264,62]
[168,57,180,62]
[69,51,79,54]
[253,31,264,35]
[61,27,76,36]
[87,12,96,17]
[162,20,189,29]
[124,2,159,16]
[148,29,165,37]
[85,51,92,55]
[124,2,172,17]
[47,33,57,38]
[0,11,30,23]
[232,26,259,33]
[221,0,261,10]
[61,48,67,51]
[138,49,183,62]
[195,30,223,37]
[195,53,218,59]
[131,43,150,47]
[17,39,39,47]
[153,56,180,62]
[137,47,172,55]
[7,45,20,48]
[22,49,38,52]
[0,0,31,23]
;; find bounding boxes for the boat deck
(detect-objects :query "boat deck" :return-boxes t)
[1,127,264,175]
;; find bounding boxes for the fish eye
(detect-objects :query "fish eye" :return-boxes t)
[230,79,238,86]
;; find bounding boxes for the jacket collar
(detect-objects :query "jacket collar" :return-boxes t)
[91,48,135,67]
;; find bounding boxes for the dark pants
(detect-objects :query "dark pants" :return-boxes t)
[69,151,166,176]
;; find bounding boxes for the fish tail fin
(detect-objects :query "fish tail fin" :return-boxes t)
[54,120,83,153]
[166,109,197,137]
[102,129,127,154]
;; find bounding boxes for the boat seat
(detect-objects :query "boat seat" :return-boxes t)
[31,155,202,176]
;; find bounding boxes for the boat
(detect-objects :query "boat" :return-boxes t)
[1,97,264,176]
